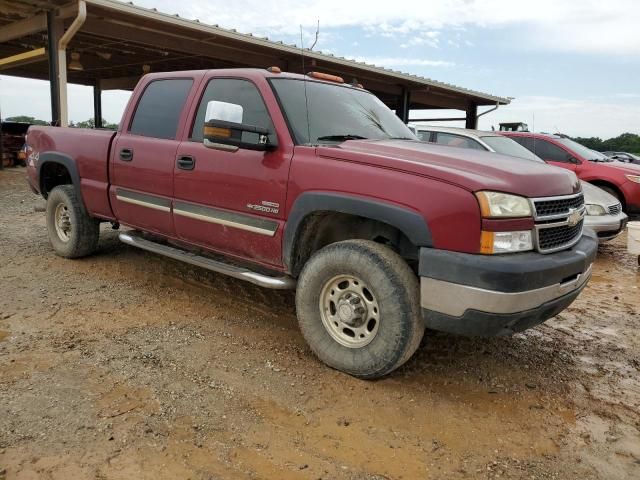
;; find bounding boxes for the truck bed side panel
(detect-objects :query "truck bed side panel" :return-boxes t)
[28,126,117,219]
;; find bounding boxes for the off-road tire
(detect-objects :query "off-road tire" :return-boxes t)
[46,185,100,258]
[296,240,424,379]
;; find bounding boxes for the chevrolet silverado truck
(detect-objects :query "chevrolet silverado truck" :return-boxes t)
[26,68,597,378]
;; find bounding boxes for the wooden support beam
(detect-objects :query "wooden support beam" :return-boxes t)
[0,48,46,70]
[0,13,46,42]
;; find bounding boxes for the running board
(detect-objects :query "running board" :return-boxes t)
[118,232,296,290]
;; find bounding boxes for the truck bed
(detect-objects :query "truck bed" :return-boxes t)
[27,126,117,220]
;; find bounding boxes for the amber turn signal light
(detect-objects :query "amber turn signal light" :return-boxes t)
[203,126,231,138]
[480,231,495,254]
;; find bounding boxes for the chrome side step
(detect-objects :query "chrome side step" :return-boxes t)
[118,232,296,290]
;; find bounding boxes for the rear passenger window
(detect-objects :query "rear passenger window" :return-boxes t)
[190,78,274,142]
[434,132,486,150]
[129,79,193,139]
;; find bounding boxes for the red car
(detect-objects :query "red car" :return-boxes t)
[25,68,596,378]
[502,132,640,215]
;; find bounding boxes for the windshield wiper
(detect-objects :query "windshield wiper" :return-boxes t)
[388,136,416,140]
[316,134,368,142]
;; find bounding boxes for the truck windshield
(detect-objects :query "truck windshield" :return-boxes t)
[270,78,416,145]
[480,135,544,162]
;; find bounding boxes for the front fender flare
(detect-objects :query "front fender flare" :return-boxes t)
[283,191,432,271]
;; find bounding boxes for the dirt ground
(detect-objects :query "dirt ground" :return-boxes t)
[1,167,639,480]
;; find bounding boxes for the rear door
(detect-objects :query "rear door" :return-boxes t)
[173,76,293,269]
[109,76,197,235]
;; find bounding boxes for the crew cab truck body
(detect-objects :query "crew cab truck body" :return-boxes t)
[502,132,640,216]
[26,69,597,378]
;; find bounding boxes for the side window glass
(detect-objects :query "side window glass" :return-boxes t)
[129,79,193,139]
[535,140,570,162]
[417,131,432,142]
[434,132,485,150]
[191,78,274,142]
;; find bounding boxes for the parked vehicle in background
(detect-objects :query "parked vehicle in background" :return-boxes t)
[499,122,529,132]
[502,132,640,215]
[25,68,597,378]
[604,151,640,164]
[580,181,628,241]
[413,126,627,241]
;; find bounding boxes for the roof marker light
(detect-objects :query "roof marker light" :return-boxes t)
[307,71,344,83]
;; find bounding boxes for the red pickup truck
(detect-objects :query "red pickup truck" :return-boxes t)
[502,132,640,215]
[26,68,597,378]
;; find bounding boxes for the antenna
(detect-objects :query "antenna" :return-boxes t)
[300,20,319,145]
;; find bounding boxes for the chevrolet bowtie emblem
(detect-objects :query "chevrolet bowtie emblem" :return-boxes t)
[567,208,583,227]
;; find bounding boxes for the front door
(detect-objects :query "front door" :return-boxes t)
[109,77,195,236]
[173,77,292,269]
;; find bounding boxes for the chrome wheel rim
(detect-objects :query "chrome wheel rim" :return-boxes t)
[54,203,72,242]
[319,275,380,348]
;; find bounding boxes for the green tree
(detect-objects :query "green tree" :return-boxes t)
[72,118,119,130]
[5,115,49,125]
[572,133,640,154]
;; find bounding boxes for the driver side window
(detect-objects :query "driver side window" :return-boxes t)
[190,78,274,142]
[533,139,571,162]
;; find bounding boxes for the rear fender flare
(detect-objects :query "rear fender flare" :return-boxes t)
[37,152,82,202]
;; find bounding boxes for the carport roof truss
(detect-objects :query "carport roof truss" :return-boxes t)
[0,0,510,124]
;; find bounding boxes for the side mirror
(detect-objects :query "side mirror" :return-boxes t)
[203,100,277,152]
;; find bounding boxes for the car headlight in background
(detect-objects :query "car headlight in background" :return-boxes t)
[625,175,640,184]
[585,204,607,216]
[480,230,533,254]
[476,191,532,218]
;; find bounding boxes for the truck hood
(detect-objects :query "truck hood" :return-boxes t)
[318,140,581,197]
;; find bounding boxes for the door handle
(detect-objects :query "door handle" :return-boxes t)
[177,155,195,170]
[119,148,133,161]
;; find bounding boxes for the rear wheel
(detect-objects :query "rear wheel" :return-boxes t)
[296,240,424,379]
[46,185,100,258]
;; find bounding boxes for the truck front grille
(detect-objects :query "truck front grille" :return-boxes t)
[533,193,584,217]
[532,193,585,253]
[608,203,622,215]
[537,220,584,251]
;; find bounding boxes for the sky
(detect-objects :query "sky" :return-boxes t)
[1,0,639,138]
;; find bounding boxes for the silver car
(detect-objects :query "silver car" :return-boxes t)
[412,125,628,242]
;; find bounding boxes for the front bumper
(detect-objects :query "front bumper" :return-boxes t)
[419,230,598,336]
[585,212,628,242]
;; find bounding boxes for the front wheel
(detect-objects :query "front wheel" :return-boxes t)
[45,185,100,258]
[296,240,425,379]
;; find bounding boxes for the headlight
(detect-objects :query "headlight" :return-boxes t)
[476,191,532,218]
[585,204,606,216]
[625,175,640,184]
[480,230,533,254]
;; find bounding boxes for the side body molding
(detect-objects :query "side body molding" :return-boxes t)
[283,191,432,271]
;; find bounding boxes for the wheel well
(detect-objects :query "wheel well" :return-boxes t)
[289,212,419,277]
[40,162,73,198]
[589,180,626,211]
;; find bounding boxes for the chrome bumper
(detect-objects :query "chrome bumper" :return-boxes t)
[584,212,628,241]
[420,264,592,317]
